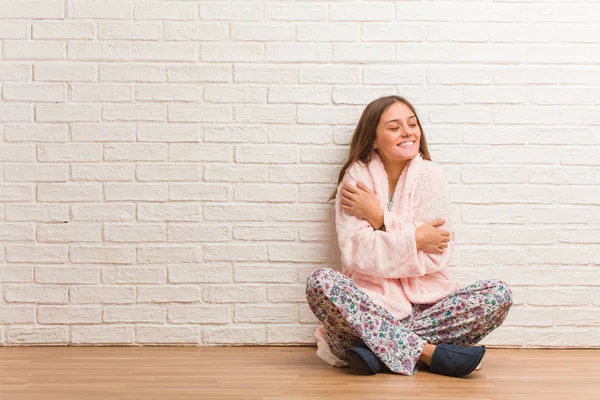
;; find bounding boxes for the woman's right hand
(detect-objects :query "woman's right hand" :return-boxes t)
[415,218,451,255]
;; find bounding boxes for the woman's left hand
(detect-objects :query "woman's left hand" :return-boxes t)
[341,181,381,221]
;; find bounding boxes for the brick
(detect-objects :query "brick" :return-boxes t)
[71,123,135,141]
[203,326,266,344]
[202,43,263,62]
[204,125,267,143]
[133,42,197,61]
[137,163,200,181]
[134,2,196,20]
[98,21,162,40]
[137,326,199,344]
[331,3,394,21]
[168,105,230,122]
[102,267,166,285]
[299,65,359,84]
[136,84,198,102]
[137,245,202,264]
[168,183,229,201]
[104,224,166,243]
[6,326,68,345]
[0,223,34,241]
[268,86,329,104]
[5,284,67,303]
[5,204,67,222]
[35,267,100,284]
[37,144,102,162]
[205,85,266,103]
[33,22,95,39]
[103,306,165,323]
[0,1,63,18]
[167,224,229,242]
[102,104,166,121]
[201,2,262,21]
[204,244,267,262]
[34,62,97,82]
[0,21,29,38]
[164,22,228,40]
[204,164,267,182]
[167,64,231,83]
[68,41,130,61]
[168,264,231,283]
[0,144,34,161]
[36,104,100,122]
[137,124,199,142]
[168,305,231,324]
[72,326,134,344]
[204,285,266,303]
[0,266,33,283]
[104,183,167,201]
[37,183,102,202]
[234,105,295,123]
[3,83,67,102]
[138,203,201,222]
[234,304,297,323]
[68,0,132,19]
[71,204,134,222]
[137,286,201,303]
[234,184,298,202]
[71,83,134,102]
[0,63,32,81]
[100,63,165,82]
[71,245,135,264]
[0,104,33,121]
[4,163,68,182]
[38,306,101,324]
[298,23,358,42]
[232,23,294,41]
[266,43,329,62]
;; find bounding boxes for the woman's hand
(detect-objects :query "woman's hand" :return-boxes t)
[415,218,451,255]
[341,181,383,228]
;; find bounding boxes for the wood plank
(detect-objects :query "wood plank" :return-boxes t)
[0,347,598,399]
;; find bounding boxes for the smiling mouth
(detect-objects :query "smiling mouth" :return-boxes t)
[396,141,415,148]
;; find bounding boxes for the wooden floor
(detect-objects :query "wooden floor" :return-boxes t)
[0,347,598,400]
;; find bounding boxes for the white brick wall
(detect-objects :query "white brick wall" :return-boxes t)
[1,0,599,348]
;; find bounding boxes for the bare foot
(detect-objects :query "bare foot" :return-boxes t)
[418,343,436,366]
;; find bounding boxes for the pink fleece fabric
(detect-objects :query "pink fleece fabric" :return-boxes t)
[314,150,460,367]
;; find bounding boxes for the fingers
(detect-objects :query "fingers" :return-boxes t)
[430,217,446,227]
[342,183,358,195]
[341,190,355,204]
[356,181,373,193]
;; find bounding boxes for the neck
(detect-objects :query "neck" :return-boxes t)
[378,153,409,182]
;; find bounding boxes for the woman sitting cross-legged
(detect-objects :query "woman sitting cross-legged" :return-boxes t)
[305,95,513,378]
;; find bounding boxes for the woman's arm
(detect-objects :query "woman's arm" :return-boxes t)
[340,163,454,276]
[335,164,424,279]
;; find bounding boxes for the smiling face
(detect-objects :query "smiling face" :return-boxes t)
[373,101,421,162]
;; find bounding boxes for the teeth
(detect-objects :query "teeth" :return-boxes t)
[399,141,414,147]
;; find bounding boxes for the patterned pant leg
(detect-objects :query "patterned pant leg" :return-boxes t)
[407,279,513,346]
[305,267,426,376]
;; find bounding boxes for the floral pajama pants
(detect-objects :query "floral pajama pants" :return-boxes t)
[305,268,513,376]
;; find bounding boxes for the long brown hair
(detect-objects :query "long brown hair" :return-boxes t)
[328,95,431,202]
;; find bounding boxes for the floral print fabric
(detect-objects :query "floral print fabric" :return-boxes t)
[306,267,513,375]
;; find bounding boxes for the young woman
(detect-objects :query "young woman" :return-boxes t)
[305,95,513,378]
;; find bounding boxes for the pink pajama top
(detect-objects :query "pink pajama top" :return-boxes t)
[314,150,460,366]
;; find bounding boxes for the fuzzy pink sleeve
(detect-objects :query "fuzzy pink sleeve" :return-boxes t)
[382,163,455,276]
[335,164,424,279]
